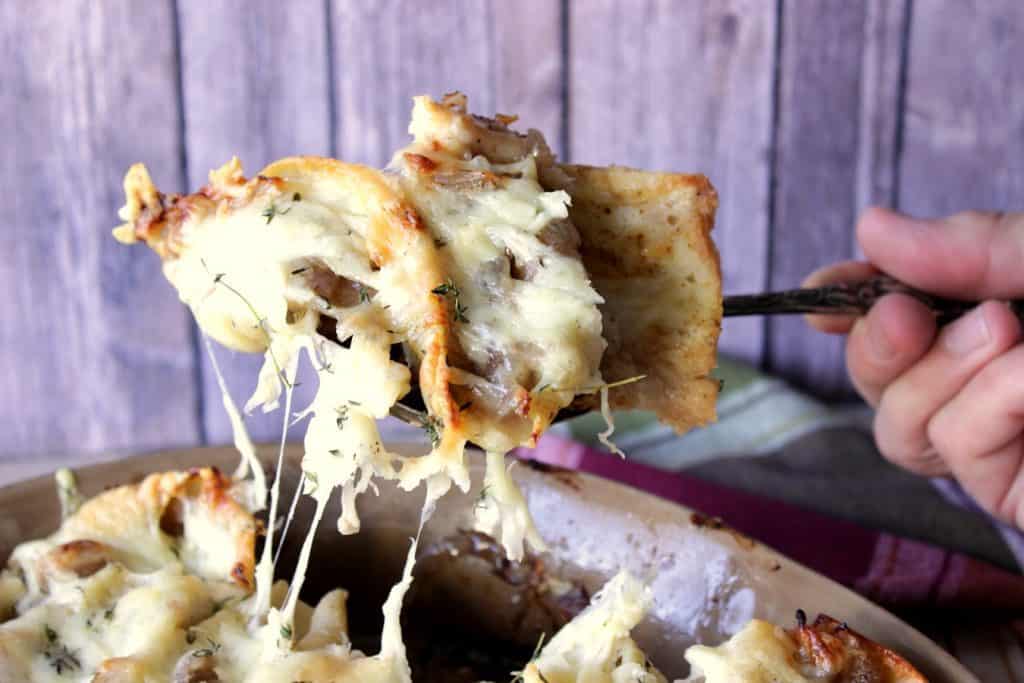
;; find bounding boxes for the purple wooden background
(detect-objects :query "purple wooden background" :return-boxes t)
[2,0,1023,456]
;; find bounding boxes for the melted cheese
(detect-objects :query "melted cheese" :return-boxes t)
[392,104,605,453]
[79,92,621,680]
[113,94,607,568]
[524,571,667,683]
[0,471,421,682]
[683,620,808,683]
[473,451,546,559]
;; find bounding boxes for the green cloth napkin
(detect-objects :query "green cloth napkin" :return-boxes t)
[557,357,872,469]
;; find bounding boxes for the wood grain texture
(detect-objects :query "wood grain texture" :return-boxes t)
[568,0,776,365]
[177,0,331,443]
[492,1,565,156]
[0,1,199,457]
[332,0,494,167]
[766,0,890,398]
[899,0,1024,216]
[333,0,563,167]
[855,0,910,217]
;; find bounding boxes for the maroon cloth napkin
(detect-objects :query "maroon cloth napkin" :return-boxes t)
[516,434,1024,613]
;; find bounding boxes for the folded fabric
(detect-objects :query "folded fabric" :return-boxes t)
[551,356,1024,574]
[516,433,1024,613]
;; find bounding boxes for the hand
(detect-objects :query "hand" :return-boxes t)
[805,208,1024,527]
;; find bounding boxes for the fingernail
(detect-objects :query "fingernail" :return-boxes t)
[942,306,991,356]
[864,317,897,363]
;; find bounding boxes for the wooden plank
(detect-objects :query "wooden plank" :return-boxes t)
[492,1,565,156]
[333,0,563,165]
[568,0,776,365]
[332,0,493,167]
[767,0,907,398]
[0,1,199,458]
[899,0,1024,216]
[178,0,331,443]
[856,0,910,215]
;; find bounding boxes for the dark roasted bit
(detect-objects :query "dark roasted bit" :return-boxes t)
[788,614,926,682]
[39,540,112,583]
[173,648,220,683]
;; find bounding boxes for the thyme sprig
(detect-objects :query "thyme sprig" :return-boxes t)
[55,468,83,520]
[475,485,491,511]
[421,415,442,449]
[432,279,469,322]
[42,625,81,675]
[203,263,293,390]
[534,374,647,396]
[262,192,302,224]
[262,204,290,224]
[192,635,222,658]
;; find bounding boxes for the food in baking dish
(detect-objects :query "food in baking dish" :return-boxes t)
[0,468,924,682]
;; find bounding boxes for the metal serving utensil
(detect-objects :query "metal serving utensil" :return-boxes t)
[388,275,1024,430]
[724,275,1024,326]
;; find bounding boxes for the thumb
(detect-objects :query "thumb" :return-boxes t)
[858,208,1024,299]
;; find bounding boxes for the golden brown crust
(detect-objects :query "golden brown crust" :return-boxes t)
[114,159,283,260]
[117,96,724,442]
[57,468,256,588]
[548,164,722,433]
[789,614,927,682]
[258,156,465,455]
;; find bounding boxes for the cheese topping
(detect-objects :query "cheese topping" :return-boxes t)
[684,620,808,683]
[0,470,419,682]
[98,92,613,681]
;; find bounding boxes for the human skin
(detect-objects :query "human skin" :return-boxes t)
[805,208,1024,528]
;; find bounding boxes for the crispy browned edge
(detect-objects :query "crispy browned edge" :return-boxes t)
[792,614,928,682]
[547,163,722,434]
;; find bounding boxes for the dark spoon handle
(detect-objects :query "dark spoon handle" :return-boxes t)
[723,275,1024,327]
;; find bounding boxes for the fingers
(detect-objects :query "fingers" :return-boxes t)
[802,261,879,334]
[844,294,937,406]
[858,207,1024,299]
[873,301,1023,475]
[928,345,1024,527]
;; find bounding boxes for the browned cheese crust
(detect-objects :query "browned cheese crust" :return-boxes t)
[417,93,723,433]
[790,614,927,683]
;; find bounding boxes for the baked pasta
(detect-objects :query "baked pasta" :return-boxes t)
[0,469,408,682]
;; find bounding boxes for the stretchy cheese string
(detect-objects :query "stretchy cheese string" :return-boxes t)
[253,380,294,620]
[203,334,267,509]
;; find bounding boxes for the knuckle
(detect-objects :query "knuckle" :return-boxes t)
[925,411,957,459]
[875,394,940,474]
[921,411,958,471]
[872,406,912,467]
